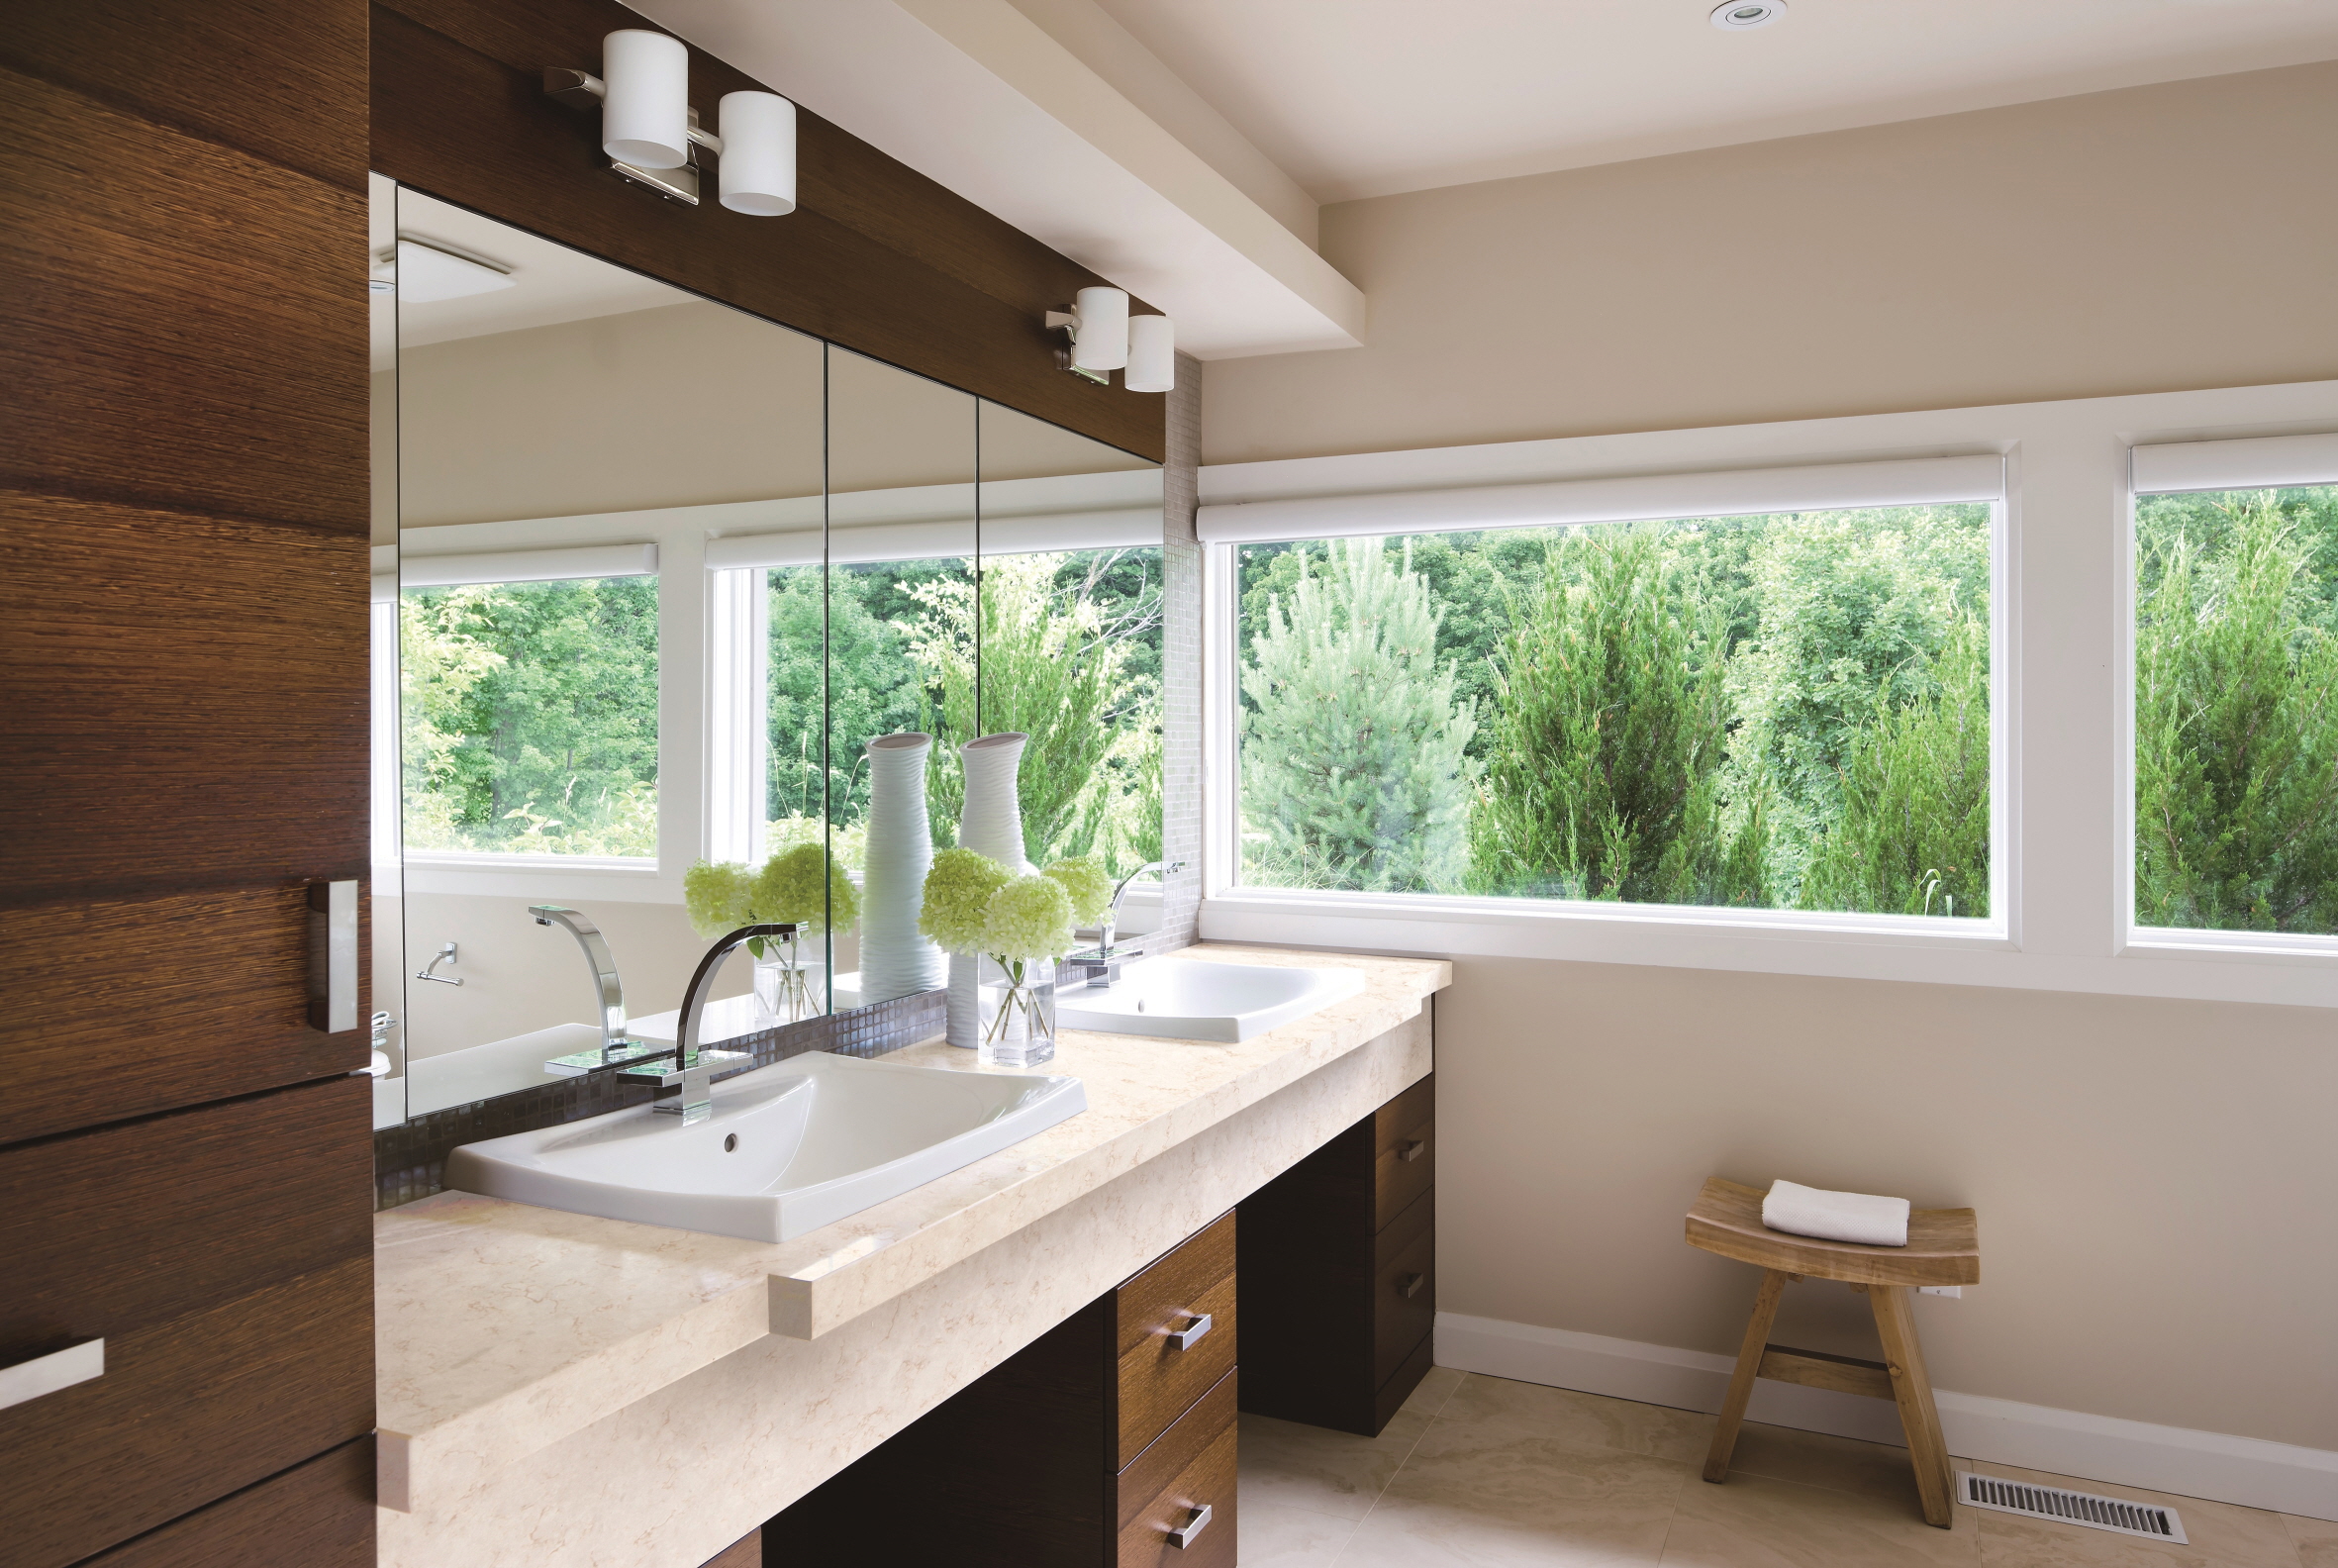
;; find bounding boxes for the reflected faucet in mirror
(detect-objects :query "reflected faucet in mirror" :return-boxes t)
[529,905,671,1076]
[1063,862,1185,989]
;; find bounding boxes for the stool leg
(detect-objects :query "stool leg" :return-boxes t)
[1702,1268,1790,1483]
[1870,1284,1954,1528]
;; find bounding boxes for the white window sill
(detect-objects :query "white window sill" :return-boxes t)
[1198,889,2338,1010]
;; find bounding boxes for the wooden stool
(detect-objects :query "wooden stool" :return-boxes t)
[1685,1177,1980,1528]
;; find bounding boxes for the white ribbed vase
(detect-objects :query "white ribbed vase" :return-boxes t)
[858,733,944,1005]
[946,732,1030,1047]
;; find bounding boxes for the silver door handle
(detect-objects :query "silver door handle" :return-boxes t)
[1166,1312,1212,1350]
[1165,1502,1212,1549]
[308,879,358,1032]
[0,1338,104,1412]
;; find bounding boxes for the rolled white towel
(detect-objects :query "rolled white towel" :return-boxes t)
[1762,1179,1909,1247]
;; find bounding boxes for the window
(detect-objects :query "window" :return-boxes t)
[401,572,660,858]
[1232,502,1995,919]
[2133,481,2338,936]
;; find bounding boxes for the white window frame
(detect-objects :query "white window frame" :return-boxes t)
[2123,431,2338,962]
[1199,379,2338,1011]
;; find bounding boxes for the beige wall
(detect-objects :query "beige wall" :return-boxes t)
[1202,61,2338,465]
[1202,62,2338,1455]
[1429,957,2338,1450]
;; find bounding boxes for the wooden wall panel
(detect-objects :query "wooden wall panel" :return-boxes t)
[0,491,369,905]
[0,70,368,529]
[370,0,1165,461]
[84,1437,375,1568]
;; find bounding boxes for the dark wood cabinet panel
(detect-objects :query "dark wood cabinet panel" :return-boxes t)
[79,1434,374,1568]
[1114,1388,1236,1568]
[370,0,1164,461]
[1114,1369,1235,1534]
[1239,1073,1436,1436]
[0,73,368,531]
[0,492,368,909]
[1115,1269,1236,1468]
[0,0,367,190]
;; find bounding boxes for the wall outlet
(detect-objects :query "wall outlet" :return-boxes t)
[1918,1286,1963,1299]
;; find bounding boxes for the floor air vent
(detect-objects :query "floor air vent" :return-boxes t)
[1955,1471,2189,1543]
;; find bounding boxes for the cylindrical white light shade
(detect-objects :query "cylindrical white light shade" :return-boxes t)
[718,90,796,215]
[602,30,690,169]
[1124,315,1175,392]
[1072,286,1129,371]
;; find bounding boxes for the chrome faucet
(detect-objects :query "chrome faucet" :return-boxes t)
[529,905,632,1061]
[652,923,795,1124]
[1064,861,1185,988]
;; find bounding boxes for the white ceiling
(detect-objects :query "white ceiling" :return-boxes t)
[1090,0,2338,201]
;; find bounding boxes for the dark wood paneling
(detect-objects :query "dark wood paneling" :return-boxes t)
[1373,1072,1436,1229]
[0,1079,375,1567]
[370,0,1164,461]
[0,72,369,529]
[1115,1270,1236,1469]
[0,1,367,191]
[0,491,369,908]
[1115,1209,1235,1355]
[1114,1413,1236,1568]
[1115,1369,1234,1533]
[0,888,370,1145]
[1373,1188,1436,1386]
[700,1528,761,1568]
[82,1436,374,1568]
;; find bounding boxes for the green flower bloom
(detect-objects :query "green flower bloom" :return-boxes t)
[981,874,1076,962]
[682,860,753,938]
[1041,855,1115,928]
[752,842,860,934]
[921,848,1013,953]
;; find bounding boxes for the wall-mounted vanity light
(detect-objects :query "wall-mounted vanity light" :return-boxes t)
[1045,286,1176,392]
[543,29,796,215]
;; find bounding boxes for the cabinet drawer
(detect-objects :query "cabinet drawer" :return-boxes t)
[1116,1373,1237,1568]
[1117,1269,1236,1468]
[1372,1073,1434,1231]
[0,1076,375,1568]
[83,1434,373,1568]
[1117,1209,1235,1356]
[1372,1187,1436,1390]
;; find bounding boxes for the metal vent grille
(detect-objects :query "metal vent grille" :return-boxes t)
[1956,1471,2189,1544]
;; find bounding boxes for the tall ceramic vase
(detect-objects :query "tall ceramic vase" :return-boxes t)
[947,732,1030,1048]
[858,733,945,1005]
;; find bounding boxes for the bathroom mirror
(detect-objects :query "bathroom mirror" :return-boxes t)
[369,176,1165,1130]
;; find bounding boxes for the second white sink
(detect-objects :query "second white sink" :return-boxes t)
[444,1050,1086,1242]
[1054,957,1365,1042]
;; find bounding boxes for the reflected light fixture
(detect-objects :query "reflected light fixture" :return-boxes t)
[1710,0,1786,29]
[544,30,796,215]
[1043,287,1175,393]
[381,238,515,303]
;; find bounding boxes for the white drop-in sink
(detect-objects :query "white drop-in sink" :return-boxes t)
[1054,957,1365,1043]
[443,1051,1086,1243]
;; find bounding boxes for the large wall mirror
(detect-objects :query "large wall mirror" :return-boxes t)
[369,178,1165,1128]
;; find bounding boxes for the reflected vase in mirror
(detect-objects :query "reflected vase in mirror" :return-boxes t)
[946,733,1031,1048]
[752,929,823,1027]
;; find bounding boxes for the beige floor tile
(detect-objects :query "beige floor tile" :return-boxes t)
[2287,1514,2338,1568]
[1435,1374,1716,1467]
[1724,1419,1933,1503]
[1240,1407,1434,1521]
[1659,1468,1983,1567]
[1967,1461,2304,1568]
[1337,1418,1691,1567]
[1238,1500,1360,1567]
[1405,1363,1468,1419]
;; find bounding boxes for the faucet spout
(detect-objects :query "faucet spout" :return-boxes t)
[1066,860,1186,989]
[657,923,796,1124]
[529,905,630,1059]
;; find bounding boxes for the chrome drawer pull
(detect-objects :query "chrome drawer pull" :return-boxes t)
[1399,1137,1427,1162]
[1166,1502,1213,1548]
[1166,1312,1213,1350]
[307,879,358,1033]
[0,1337,104,1413]
[1402,1271,1428,1299]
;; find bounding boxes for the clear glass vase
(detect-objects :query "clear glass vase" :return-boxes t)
[977,955,1057,1069]
[751,931,824,1026]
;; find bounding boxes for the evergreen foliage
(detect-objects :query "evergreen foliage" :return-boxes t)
[2135,487,2338,932]
[1240,539,1479,892]
[1467,527,1767,905]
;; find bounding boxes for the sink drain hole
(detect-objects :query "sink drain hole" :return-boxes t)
[724,1133,738,1152]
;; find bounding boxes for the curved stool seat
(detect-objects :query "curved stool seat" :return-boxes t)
[1685,1177,1981,1529]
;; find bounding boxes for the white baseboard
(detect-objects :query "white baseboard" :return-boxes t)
[1435,1312,2338,1522]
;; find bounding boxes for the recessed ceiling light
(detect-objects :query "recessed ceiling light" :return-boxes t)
[1711,0,1786,30]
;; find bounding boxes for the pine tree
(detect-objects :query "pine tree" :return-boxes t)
[1468,527,1766,905]
[1241,539,1478,891]
[1799,618,1990,917]
[2135,492,2338,932]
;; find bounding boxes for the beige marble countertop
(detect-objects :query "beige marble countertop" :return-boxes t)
[374,943,1447,1510]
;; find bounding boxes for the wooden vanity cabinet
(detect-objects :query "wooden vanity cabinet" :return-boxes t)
[769,1211,1237,1567]
[1237,1073,1436,1436]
